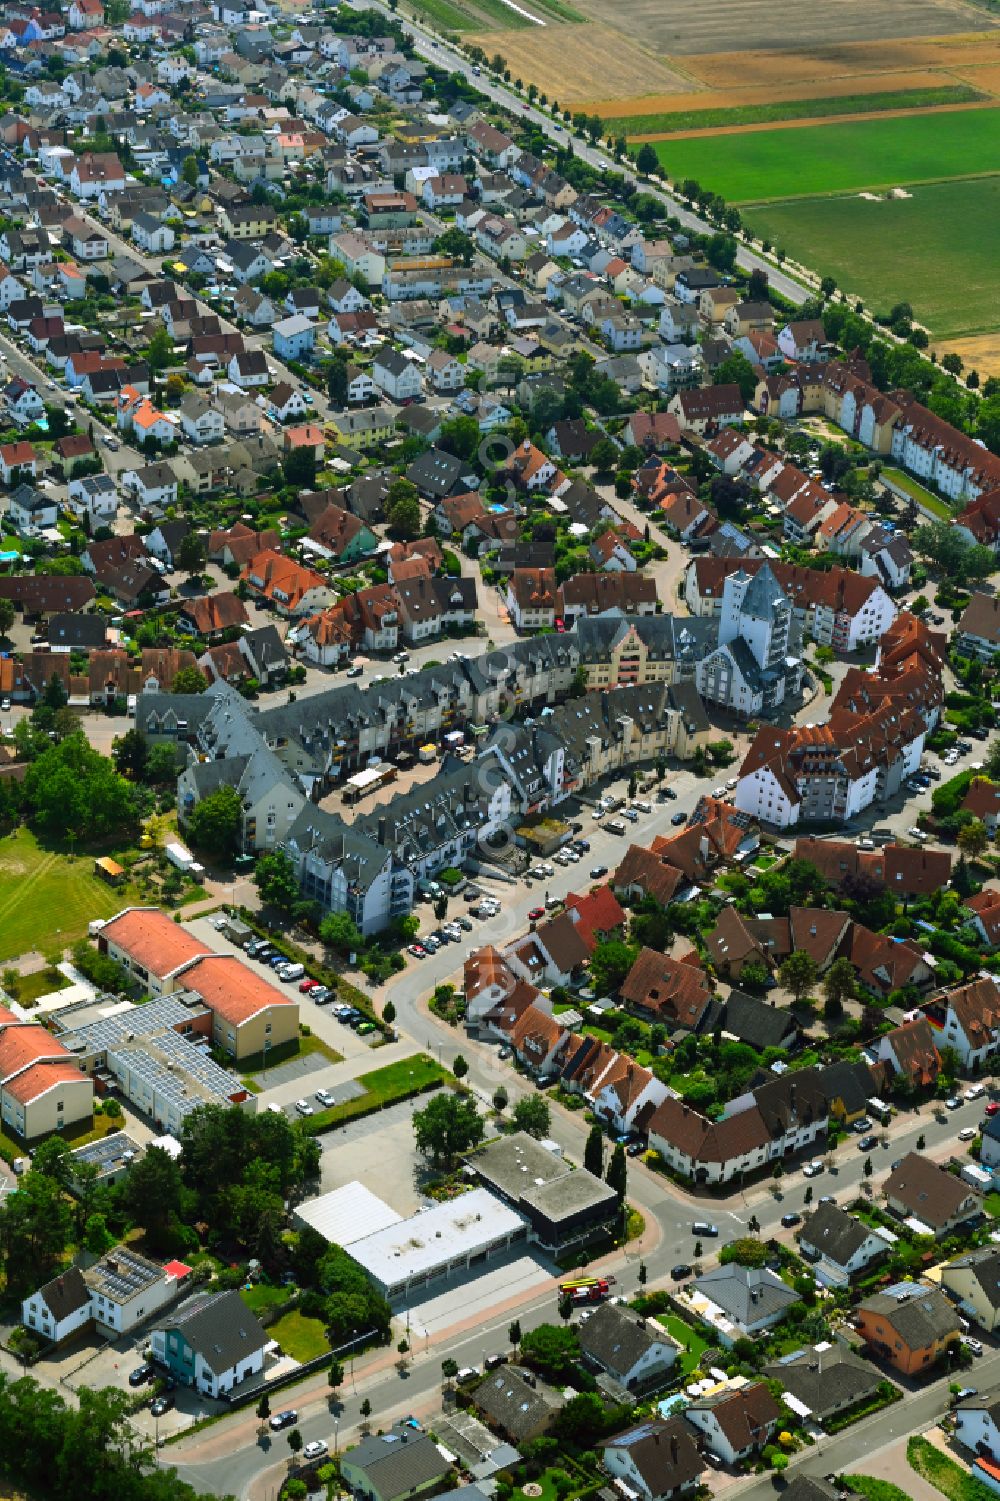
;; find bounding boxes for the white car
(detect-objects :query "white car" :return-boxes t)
[803,1159,825,1178]
[294,1099,313,1116]
[964,1084,986,1101]
[315,1088,334,1108]
[959,1126,977,1141]
[302,1440,329,1461]
[907,826,927,841]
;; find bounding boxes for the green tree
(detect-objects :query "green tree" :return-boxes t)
[509,1319,521,1350]
[172,665,208,694]
[433,227,475,265]
[0,1169,74,1294]
[584,1123,604,1177]
[147,325,174,374]
[412,1092,484,1167]
[957,819,988,858]
[254,849,300,912]
[519,1323,580,1381]
[327,1357,345,1396]
[636,142,659,176]
[714,350,758,403]
[23,735,139,843]
[118,1143,185,1248]
[589,437,618,474]
[778,949,818,1004]
[512,1094,550,1138]
[441,1357,459,1391]
[385,478,421,540]
[184,784,242,858]
[287,1428,303,1457]
[112,726,148,781]
[319,910,363,954]
[493,1084,508,1113]
[283,447,317,489]
[176,530,206,578]
[383,1000,396,1026]
[719,1236,768,1268]
[589,939,637,997]
[0,597,14,637]
[606,1142,627,1202]
[823,956,857,1012]
[181,153,200,187]
[452,1054,469,1081]
[145,742,179,784]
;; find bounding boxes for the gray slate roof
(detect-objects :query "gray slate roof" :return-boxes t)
[692,1265,799,1328]
[163,1289,269,1376]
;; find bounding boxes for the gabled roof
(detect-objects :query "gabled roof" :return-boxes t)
[100,907,211,978]
[882,1151,975,1228]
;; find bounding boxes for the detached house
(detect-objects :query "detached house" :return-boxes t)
[603,1420,703,1501]
[797,1202,892,1286]
[577,1301,678,1392]
[882,1151,979,1237]
[856,1285,960,1376]
[151,1289,271,1397]
[941,1246,1000,1333]
[505,567,557,630]
[683,1384,781,1466]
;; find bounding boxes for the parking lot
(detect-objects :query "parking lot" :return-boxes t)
[313,1096,430,1214]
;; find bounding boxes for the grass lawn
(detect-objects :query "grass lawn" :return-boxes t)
[846,1477,914,1501]
[746,179,1000,339]
[661,1314,708,1376]
[907,1437,990,1501]
[12,967,70,1006]
[651,108,1000,204]
[268,1308,330,1363]
[240,1031,343,1080]
[0,827,138,962]
[302,1053,449,1134]
[617,84,982,139]
[239,1283,289,1317]
[881,465,956,518]
[984,1192,1000,1219]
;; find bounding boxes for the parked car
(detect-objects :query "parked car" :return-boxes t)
[310,987,333,1004]
[946,1096,961,1110]
[671,1263,692,1280]
[858,1135,878,1151]
[294,1099,313,1116]
[408,943,426,958]
[270,1410,298,1431]
[780,1212,801,1228]
[670,812,686,826]
[129,1364,154,1388]
[315,1089,334,1108]
[589,865,608,879]
[803,1159,824,1177]
[299,978,321,994]
[959,1126,977,1141]
[302,1440,329,1461]
[528,906,544,920]
[149,1395,174,1417]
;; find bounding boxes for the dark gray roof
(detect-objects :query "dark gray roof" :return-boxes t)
[405,447,463,499]
[800,1203,882,1268]
[161,1289,269,1376]
[764,1344,884,1421]
[859,1286,960,1348]
[604,1419,702,1493]
[344,1422,452,1501]
[721,990,797,1051]
[692,1265,799,1328]
[46,613,108,651]
[577,1302,676,1381]
[475,1367,560,1440]
[782,1477,863,1501]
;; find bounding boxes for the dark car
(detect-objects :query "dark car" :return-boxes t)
[573,839,591,853]
[671,1263,693,1280]
[671,812,686,826]
[149,1395,174,1417]
[780,1212,801,1228]
[270,1409,298,1431]
[858,1135,878,1152]
[663,788,677,800]
[589,864,608,879]
[129,1364,153,1388]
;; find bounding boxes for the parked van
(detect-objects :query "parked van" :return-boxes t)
[278,962,305,982]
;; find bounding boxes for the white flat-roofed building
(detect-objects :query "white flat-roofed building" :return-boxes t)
[346,1187,526,1300]
[292,1181,403,1246]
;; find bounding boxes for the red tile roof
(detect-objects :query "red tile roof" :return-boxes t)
[101,907,211,978]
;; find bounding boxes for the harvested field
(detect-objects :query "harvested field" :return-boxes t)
[611,84,984,138]
[463,22,692,102]
[561,0,998,57]
[650,106,1000,201]
[680,31,1000,91]
[588,69,961,118]
[745,178,1000,339]
[936,331,1000,378]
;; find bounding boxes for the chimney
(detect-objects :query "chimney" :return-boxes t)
[378,816,386,843]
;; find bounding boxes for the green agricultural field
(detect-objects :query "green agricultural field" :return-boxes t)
[651,106,1000,203]
[0,828,135,963]
[746,178,1000,339]
[616,84,982,139]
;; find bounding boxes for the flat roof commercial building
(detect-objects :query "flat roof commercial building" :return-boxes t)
[292,1181,403,1246]
[466,1132,619,1253]
[346,1188,525,1301]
